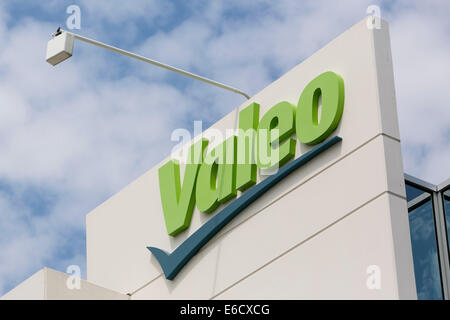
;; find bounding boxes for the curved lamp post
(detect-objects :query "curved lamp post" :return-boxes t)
[46,27,250,100]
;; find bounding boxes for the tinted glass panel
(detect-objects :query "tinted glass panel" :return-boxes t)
[408,200,443,299]
[443,189,450,262]
[406,184,426,202]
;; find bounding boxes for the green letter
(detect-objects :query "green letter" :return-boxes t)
[257,101,296,169]
[196,136,237,213]
[158,138,208,236]
[296,71,344,145]
[236,103,259,191]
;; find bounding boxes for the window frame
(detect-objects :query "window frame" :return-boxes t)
[405,174,450,300]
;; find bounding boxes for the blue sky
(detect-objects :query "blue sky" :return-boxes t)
[0,0,449,295]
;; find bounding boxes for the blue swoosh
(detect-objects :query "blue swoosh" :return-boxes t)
[147,136,342,280]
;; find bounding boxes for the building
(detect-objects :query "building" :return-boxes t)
[405,174,450,299]
[2,18,449,300]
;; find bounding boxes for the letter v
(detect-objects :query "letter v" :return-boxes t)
[158,138,209,236]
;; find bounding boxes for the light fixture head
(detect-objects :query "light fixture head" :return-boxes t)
[46,29,74,66]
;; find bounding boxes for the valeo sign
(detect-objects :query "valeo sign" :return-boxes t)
[147,71,345,280]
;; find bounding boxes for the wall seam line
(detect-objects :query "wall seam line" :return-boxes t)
[204,132,396,246]
[210,190,393,299]
[129,274,162,296]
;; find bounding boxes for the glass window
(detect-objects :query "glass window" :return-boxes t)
[443,188,450,262]
[406,184,426,202]
[406,183,443,300]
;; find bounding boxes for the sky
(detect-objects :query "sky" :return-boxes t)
[0,0,449,295]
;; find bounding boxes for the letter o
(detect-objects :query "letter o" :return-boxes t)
[296,71,344,145]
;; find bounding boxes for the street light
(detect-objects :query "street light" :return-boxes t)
[45,27,250,100]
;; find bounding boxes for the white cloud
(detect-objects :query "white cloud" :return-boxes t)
[387,0,450,183]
